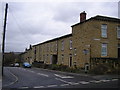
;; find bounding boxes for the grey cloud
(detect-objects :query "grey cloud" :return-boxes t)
[3,2,118,52]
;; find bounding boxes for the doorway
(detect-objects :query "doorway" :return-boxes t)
[118,44,120,58]
[69,54,72,67]
[52,55,57,64]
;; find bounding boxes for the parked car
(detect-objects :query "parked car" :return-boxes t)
[10,63,14,67]
[23,62,31,68]
[14,63,20,67]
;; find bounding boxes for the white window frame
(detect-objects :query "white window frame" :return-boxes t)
[101,43,107,56]
[74,48,77,56]
[117,26,120,38]
[61,40,64,51]
[61,54,64,64]
[101,24,107,38]
[70,40,72,49]
[56,42,57,51]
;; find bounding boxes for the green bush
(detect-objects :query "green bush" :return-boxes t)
[89,64,109,75]
[89,64,120,75]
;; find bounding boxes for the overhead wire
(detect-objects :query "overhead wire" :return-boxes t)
[8,5,32,49]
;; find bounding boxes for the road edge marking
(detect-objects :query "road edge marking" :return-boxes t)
[47,85,58,87]
[3,68,18,87]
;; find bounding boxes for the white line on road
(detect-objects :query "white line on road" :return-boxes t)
[19,86,29,89]
[29,70,35,73]
[54,74,74,79]
[99,79,110,82]
[111,79,118,81]
[34,86,45,88]
[60,84,69,86]
[55,78,77,85]
[37,73,49,77]
[3,69,18,87]
[55,78,71,84]
[71,83,79,85]
[79,81,90,84]
[93,80,101,83]
[47,85,58,87]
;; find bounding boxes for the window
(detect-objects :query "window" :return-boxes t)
[46,54,48,62]
[61,40,64,50]
[101,24,107,38]
[50,44,52,52]
[56,43,57,51]
[34,47,36,54]
[47,44,49,52]
[74,48,77,56]
[117,26,120,38]
[70,40,72,49]
[101,43,107,56]
[61,54,64,64]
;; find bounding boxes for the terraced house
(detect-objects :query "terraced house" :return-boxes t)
[21,11,120,70]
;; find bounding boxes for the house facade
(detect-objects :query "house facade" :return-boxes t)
[21,11,120,70]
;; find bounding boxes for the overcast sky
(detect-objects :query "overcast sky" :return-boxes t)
[1,0,119,52]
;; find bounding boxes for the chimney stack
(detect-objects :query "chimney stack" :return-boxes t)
[80,11,86,22]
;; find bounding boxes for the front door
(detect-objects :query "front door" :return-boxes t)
[118,48,120,58]
[69,54,72,67]
[118,44,120,58]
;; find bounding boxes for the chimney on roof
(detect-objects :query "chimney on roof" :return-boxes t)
[80,11,86,22]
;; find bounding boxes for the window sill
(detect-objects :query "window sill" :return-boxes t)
[101,56,108,58]
[70,48,72,50]
[117,38,120,40]
[101,37,108,39]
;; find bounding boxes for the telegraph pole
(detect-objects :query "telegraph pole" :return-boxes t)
[2,3,8,76]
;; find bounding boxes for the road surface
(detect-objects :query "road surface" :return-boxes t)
[2,67,120,89]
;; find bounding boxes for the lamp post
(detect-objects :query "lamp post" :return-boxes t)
[2,3,8,76]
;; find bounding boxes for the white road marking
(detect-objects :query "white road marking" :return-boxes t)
[55,78,72,84]
[34,86,45,88]
[37,73,49,77]
[99,79,110,82]
[60,84,69,86]
[89,80,97,83]
[29,70,35,73]
[54,74,74,78]
[92,80,101,83]
[79,81,90,84]
[112,79,118,81]
[71,83,79,85]
[19,86,29,89]
[55,78,78,85]
[3,69,18,87]
[47,85,58,87]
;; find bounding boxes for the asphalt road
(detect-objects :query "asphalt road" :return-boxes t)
[2,67,120,89]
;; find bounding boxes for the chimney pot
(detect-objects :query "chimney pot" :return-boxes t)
[80,11,86,22]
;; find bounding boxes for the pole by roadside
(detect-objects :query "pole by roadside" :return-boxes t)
[2,3,8,76]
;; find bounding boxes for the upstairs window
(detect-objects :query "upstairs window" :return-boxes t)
[101,24,107,38]
[117,26,120,38]
[55,43,57,51]
[74,48,77,56]
[61,54,64,64]
[61,40,64,51]
[101,43,107,56]
[70,40,72,49]
[34,47,36,54]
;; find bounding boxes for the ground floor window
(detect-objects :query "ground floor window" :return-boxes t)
[101,43,107,56]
